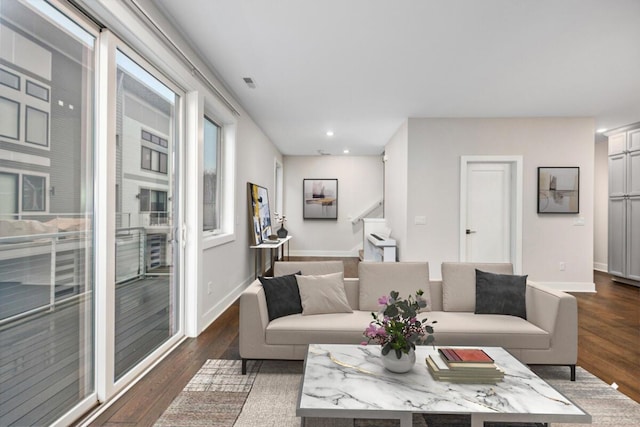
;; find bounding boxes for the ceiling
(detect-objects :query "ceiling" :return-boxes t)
[153,0,640,156]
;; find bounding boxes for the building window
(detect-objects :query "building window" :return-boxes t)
[0,68,20,90]
[25,106,49,146]
[0,96,20,140]
[140,130,168,174]
[22,174,46,211]
[26,80,49,101]
[203,116,221,232]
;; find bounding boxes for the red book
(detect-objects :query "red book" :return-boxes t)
[439,348,494,363]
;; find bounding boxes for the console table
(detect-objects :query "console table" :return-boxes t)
[250,235,292,278]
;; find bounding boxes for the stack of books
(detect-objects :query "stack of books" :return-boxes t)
[426,348,504,384]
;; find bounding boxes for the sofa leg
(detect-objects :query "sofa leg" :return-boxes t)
[570,364,576,381]
[242,359,247,375]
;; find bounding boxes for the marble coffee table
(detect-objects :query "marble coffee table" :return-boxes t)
[296,344,590,427]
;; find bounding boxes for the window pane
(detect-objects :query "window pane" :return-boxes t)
[0,96,20,140]
[151,149,159,171]
[26,80,49,101]
[0,68,20,90]
[26,106,49,146]
[203,117,219,232]
[22,174,46,211]
[139,188,150,211]
[159,152,167,174]
[0,1,95,425]
[116,49,178,381]
[0,172,18,219]
[141,146,151,170]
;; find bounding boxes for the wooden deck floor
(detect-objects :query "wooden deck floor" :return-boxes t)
[81,261,640,426]
[0,275,172,426]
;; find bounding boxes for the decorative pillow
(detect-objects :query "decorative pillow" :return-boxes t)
[259,272,302,321]
[441,262,514,312]
[295,272,353,315]
[474,269,527,319]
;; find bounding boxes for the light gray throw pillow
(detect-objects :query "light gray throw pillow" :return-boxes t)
[296,272,353,315]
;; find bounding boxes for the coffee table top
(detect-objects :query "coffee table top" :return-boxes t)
[297,344,590,424]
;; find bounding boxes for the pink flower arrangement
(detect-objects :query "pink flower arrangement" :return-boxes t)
[363,290,436,359]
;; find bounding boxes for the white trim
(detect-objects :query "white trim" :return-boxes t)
[0,148,50,167]
[459,155,523,274]
[593,262,608,272]
[534,281,597,293]
[95,29,118,402]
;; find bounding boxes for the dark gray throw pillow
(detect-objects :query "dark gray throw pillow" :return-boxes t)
[259,272,302,321]
[475,269,527,319]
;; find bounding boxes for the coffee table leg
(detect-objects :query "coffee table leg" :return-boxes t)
[470,415,483,427]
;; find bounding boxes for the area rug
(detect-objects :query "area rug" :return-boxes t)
[155,360,640,427]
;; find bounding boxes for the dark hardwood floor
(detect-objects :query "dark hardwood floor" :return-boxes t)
[82,261,640,426]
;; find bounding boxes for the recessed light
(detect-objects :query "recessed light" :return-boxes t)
[596,128,608,133]
[326,130,334,137]
[343,149,349,154]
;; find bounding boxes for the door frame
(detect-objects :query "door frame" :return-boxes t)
[459,155,523,274]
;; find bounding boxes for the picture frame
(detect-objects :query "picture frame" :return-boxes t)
[247,182,272,244]
[537,167,579,214]
[303,179,338,220]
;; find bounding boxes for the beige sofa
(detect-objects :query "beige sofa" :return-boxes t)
[239,261,578,380]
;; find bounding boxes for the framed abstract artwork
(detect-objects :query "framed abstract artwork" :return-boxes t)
[303,179,338,220]
[537,167,579,214]
[248,182,272,244]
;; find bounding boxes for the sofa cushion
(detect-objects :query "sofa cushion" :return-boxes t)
[422,311,550,349]
[358,262,431,312]
[475,269,527,319]
[441,262,513,312]
[296,272,353,315]
[266,311,372,345]
[274,261,344,277]
[259,273,302,321]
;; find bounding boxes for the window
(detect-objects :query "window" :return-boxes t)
[0,68,20,90]
[140,130,168,174]
[26,80,49,101]
[139,188,168,225]
[203,116,221,232]
[22,174,46,211]
[0,96,20,140]
[25,106,49,146]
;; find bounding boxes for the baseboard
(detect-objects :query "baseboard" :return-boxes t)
[535,281,596,293]
[199,273,254,335]
[593,262,608,273]
[289,249,359,257]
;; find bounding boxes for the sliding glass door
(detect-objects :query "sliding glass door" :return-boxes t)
[0,1,97,424]
[113,48,181,381]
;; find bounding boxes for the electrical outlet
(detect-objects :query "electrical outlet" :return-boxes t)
[207,281,213,294]
[559,262,566,271]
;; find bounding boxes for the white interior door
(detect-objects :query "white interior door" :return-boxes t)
[466,163,511,262]
[460,156,523,272]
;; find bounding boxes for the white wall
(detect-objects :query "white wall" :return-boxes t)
[594,138,609,272]
[386,118,595,290]
[383,121,409,258]
[283,155,383,256]
[198,116,283,331]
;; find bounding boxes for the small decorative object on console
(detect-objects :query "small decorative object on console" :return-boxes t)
[275,212,288,238]
[363,290,436,372]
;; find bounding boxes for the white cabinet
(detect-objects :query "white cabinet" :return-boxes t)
[608,127,640,283]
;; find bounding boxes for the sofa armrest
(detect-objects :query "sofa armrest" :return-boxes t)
[526,282,578,361]
[239,279,270,358]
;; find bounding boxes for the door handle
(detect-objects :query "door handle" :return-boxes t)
[466,229,476,235]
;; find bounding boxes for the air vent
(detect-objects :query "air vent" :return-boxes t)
[243,77,256,88]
